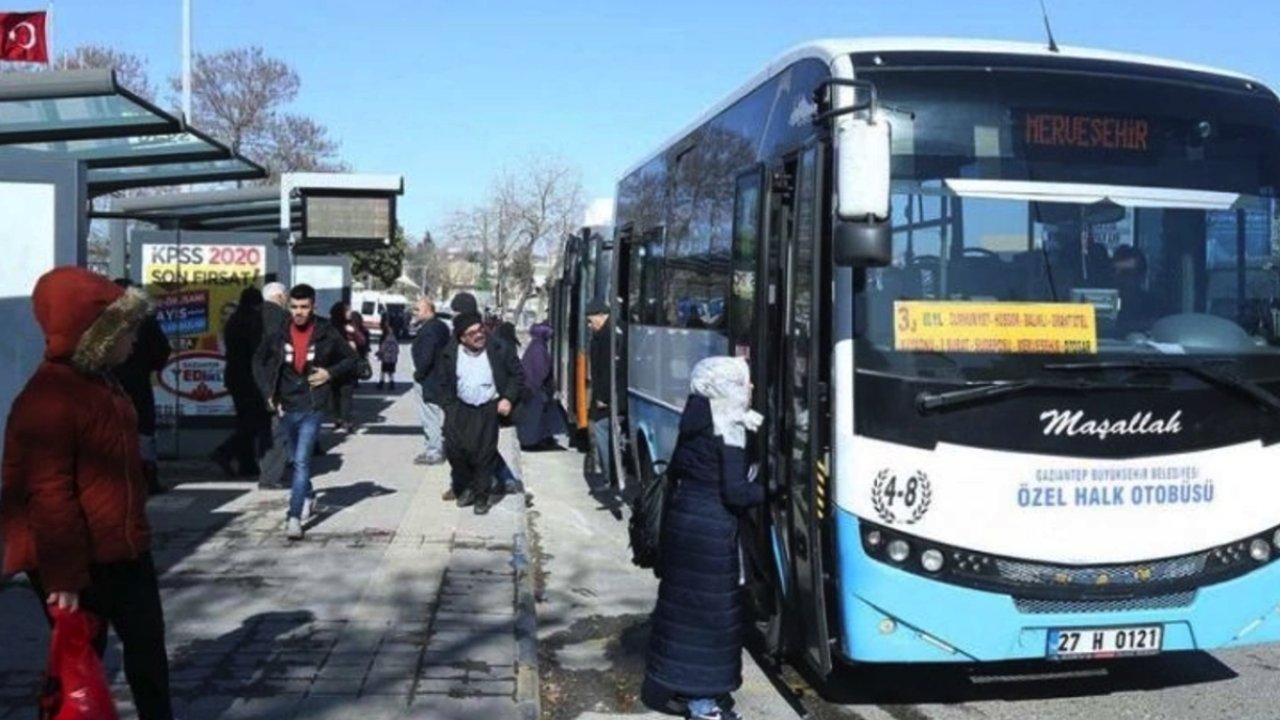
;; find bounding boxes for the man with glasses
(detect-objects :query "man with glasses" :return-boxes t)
[437,312,525,515]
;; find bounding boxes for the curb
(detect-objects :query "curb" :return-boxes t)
[512,493,541,720]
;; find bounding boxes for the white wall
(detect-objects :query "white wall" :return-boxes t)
[0,154,85,457]
[0,182,57,431]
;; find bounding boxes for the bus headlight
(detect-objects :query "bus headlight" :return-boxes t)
[1251,539,1272,562]
[921,549,945,573]
[1272,528,1280,550]
[887,540,911,563]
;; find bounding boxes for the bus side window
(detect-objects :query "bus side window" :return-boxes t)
[640,227,666,325]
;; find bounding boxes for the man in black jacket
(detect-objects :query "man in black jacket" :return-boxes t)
[586,298,614,488]
[212,286,269,477]
[254,283,358,540]
[253,281,293,489]
[410,298,449,466]
[437,311,524,515]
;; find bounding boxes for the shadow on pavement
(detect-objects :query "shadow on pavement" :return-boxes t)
[357,424,432,437]
[314,480,397,522]
[166,610,317,718]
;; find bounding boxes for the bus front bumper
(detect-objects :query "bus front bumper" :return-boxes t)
[834,509,1280,663]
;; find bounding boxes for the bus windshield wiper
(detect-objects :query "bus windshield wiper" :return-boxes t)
[1043,359,1280,414]
[915,377,1164,414]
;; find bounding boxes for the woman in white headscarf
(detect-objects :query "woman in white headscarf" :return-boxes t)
[643,356,764,720]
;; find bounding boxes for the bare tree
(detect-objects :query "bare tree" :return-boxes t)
[265,114,347,174]
[445,156,584,320]
[481,156,586,319]
[173,46,342,179]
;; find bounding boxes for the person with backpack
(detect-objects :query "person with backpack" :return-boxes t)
[643,356,763,720]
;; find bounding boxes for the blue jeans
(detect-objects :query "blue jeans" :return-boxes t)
[415,387,444,458]
[591,417,612,487]
[282,410,324,519]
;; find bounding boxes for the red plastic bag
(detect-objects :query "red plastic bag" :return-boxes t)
[39,607,119,720]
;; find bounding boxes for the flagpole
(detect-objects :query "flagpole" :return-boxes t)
[46,0,54,64]
[181,0,192,124]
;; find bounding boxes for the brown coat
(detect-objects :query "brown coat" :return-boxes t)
[2,267,153,592]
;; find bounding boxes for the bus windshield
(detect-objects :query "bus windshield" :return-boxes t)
[855,61,1280,377]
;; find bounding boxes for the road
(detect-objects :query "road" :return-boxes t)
[525,440,1280,720]
[792,647,1280,720]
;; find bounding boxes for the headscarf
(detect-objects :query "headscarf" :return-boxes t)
[689,356,761,449]
[522,322,553,388]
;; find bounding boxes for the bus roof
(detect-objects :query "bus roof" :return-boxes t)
[620,37,1265,181]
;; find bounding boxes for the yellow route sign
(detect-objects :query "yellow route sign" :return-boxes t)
[893,301,1098,354]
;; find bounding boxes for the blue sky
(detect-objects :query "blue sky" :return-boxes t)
[44,0,1280,241]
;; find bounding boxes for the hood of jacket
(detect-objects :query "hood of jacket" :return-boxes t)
[678,394,714,438]
[32,267,152,373]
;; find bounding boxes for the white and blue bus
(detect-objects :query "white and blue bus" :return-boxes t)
[607,38,1280,675]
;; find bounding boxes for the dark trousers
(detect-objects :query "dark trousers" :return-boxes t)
[445,401,499,497]
[216,388,271,472]
[331,380,356,426]
[258,413,292,487]
[29,552,173,720]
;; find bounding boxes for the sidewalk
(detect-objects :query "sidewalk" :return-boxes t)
[0,386,537,720]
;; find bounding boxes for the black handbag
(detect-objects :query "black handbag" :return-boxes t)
[357,358,373,381]
[628,457,673,576]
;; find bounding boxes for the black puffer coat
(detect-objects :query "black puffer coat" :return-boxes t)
[644,394,765,701]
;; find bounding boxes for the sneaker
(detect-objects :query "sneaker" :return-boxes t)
[426,453,445,465]
[301,496,317,522]
[414,453,430,466]
[286,517,303,540]
[473,495,492,515]
[441,488,457,502]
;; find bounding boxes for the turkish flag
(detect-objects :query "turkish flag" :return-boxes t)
[0,11,48,63]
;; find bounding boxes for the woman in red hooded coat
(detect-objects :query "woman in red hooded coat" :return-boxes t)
[1,267,174,720]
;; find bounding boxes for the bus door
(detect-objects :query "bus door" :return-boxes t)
[730,165,779,624]
[782,143,833,676]
[610,225,634,490]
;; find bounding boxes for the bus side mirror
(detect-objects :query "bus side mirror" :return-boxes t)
[834,220,891,267]
[834,113,892,268]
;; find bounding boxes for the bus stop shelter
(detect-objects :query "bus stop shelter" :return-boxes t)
[0,68,268,449]
[0,68,405,459]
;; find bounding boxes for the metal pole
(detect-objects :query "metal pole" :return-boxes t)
[181,0,192,124]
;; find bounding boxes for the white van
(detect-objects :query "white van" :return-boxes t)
[352,291,410,341]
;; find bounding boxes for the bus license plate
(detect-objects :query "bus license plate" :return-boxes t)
[1048,625,1163,659]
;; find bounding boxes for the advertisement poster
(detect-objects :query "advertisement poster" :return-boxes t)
[142,243,266,420]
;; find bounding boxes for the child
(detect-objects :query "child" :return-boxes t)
[377,317,400,391]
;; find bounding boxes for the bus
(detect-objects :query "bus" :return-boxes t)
[549,225,613,450]
[608,38,1280,676]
